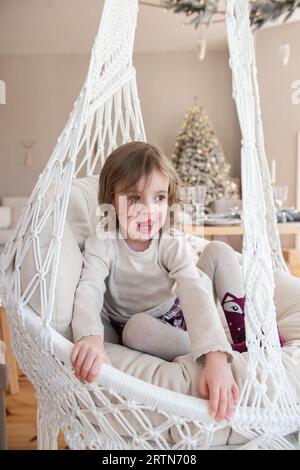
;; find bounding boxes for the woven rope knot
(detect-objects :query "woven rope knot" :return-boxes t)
[172,416,185,426]
[185,437,197,448]
[38,269,46,280]
[241,139,256,151]
[149,429,159,440]
[254,381,267,395]
[248,370,257,381]
[127,399,138,410]
[133,435,142,445]
[106,404,117,415]
[40,321,54,354]
[17,301,24,310]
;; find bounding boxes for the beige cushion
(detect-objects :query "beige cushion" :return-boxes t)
[67,176,98,250]
[1,197,28,228]
[20,219,82,340]
[19,176,99,339]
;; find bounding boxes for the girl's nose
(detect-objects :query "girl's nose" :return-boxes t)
[138,199,155,214]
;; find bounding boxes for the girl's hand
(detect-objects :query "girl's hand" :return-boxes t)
[197,351,240,422]
[70,335,112,383]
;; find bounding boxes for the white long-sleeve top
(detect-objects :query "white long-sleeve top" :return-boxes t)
[71,229,232,363]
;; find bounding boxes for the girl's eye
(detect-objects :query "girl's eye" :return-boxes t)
[155,195,166,203]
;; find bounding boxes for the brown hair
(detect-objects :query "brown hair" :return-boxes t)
[98,141,182,232]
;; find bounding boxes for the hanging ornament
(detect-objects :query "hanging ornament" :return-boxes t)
[0,80,6,105]
[197,36,207,61]
[21,141,35,168]
[279,42,291,66]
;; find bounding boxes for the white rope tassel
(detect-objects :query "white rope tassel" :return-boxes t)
[37,401,59,450]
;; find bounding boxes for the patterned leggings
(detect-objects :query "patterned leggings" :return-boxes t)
[110,241,285,361]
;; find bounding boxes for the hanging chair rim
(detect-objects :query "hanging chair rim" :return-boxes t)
[8,301,300,437]
[16,302,214,422]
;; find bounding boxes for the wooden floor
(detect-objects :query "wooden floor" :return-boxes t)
[6,371,66,450]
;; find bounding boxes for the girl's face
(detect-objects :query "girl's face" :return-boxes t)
[113,169,169,241]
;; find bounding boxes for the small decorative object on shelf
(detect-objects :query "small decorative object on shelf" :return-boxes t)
[206,197,242,225]
[271,159,277,184]
[180,184,206,225]
[0,207,12,230]
[277,208,300,223]
[213,197,242,214]
[273,184,288,211]
[204,213,241,226]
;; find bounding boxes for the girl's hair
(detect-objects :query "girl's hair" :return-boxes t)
[98,141,182,232]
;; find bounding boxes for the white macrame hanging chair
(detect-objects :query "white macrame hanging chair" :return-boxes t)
[0,0,300,450]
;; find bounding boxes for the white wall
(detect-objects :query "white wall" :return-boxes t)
[255,21,300,248]
[0,49,241,197]
[256,22,300,209]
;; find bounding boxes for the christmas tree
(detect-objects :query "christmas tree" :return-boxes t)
[171,105,237,208]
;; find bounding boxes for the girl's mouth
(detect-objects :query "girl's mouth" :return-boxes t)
[137,220,154,233]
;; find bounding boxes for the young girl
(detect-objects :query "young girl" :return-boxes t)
[71,141,285,423]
